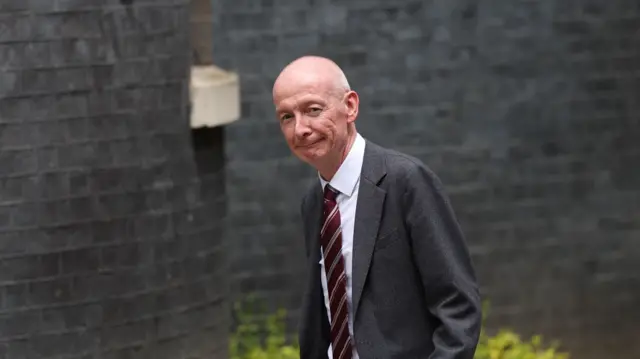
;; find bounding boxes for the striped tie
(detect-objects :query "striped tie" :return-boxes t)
[321,185,353,359]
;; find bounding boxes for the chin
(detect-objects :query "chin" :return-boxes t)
[297,147,328,164]
[299,150,323,161]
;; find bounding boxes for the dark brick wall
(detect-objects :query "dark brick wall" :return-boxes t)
[212,1,640,358]
[0,1,228,358]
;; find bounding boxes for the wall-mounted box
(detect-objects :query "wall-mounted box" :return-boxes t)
[190,65,240,128]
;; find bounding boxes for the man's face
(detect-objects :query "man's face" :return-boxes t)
[274,79,350,165]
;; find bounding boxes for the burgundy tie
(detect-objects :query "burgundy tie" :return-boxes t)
[321,185,353,359]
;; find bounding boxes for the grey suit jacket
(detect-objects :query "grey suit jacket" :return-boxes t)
[298,141,482,359]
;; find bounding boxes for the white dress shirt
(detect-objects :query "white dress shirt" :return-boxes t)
[318,133,365,359]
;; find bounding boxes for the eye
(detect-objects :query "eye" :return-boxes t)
[308,107,322,116]
[280,113,293,122]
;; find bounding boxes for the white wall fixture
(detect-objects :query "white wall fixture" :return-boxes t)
[190,65,241,128]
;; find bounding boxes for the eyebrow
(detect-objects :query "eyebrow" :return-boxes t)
[277,98,326,114]
[298,98,326,108]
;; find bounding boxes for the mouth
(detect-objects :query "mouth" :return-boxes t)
[297,139,322,149]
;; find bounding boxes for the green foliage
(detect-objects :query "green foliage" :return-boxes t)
[474,330,569,359]
[230,299,569,359]
[474,304,569,359]
[229,298,300,359]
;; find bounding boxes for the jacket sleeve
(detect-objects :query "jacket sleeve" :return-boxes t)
[300,196,310,259]
[402,162,482,359]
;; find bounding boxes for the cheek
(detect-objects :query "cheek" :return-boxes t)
[281,126,296,146]
[280,123,292,136]
[311,116,338,138]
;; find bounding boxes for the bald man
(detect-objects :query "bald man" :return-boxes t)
[273,56,481,359]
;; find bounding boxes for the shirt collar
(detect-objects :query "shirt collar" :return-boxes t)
[319,133,366,197]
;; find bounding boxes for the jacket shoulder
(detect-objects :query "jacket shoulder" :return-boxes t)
[300,178,320,213]
[368,142,437,181]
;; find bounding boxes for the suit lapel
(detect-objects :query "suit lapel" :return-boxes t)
[304,184,324,260]
[300,183,330,358]
[303,183,324,299]
[352,141,387,319]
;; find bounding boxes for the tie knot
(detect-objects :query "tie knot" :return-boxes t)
[324,185,339,202]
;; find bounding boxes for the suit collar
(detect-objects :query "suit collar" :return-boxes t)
[318,133,366,197]
[360,139,387,186]
[352,140,387,318]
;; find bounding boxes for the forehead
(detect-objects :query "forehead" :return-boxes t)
[273,72,333,105]
[275,92,327,113]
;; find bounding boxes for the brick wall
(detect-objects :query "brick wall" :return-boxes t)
[0,1,228,358]
[212,1,640,358]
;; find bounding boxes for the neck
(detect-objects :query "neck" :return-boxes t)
[318,131,357,181]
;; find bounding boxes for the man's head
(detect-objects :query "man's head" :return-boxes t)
[272,56,359,178]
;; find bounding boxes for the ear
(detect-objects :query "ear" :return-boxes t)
[345,90,359,124]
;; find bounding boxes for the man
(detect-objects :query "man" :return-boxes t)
[272,56,481,359]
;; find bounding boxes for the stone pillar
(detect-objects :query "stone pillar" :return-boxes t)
[190,0,214,65]
[0,1,228,358]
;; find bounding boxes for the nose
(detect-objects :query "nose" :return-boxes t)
[294,114,312,139]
